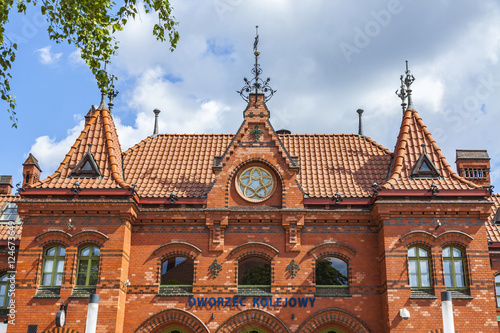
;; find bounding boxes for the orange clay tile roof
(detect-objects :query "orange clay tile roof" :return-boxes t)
[383,108,479,190]
[123,134,234,198]
[486,194,500,242]
[0,194,22,241]
[33,107,130,190]
[280,134,391,198]
[123,134,392,198]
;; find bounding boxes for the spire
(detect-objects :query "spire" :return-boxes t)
[107,75,119,113]
[153,109,161,136]
[98,90,107,110]
[395,60,415,112]
[237,26,276,104]
[98,63,108,110]
[357,109,364,136]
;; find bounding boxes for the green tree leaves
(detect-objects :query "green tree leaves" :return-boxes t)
[0,0,179,127]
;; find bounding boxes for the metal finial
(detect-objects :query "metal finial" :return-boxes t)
[153,109,161,136]
[87,143,92,153]
[356,109,364,136]
[395,60,415,112]
[107,75,119,112]
[237,26,276,103]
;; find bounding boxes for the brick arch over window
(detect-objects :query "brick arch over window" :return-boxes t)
[215,309,290,333]
[230,242,279,262]
[399,230,437,248]
[153,241,202,261]
[35,230,72,247]
[308,242,356,261]
[72,230,109,247]
[44,328,80,333]
[297,308,370,333]
[134,308,209,333]
[436,231,473,248]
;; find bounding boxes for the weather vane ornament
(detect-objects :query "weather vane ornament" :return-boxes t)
[395,60,415,112]
[237,26,276,103]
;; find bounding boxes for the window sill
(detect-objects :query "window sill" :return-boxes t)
[236,286,272,297]
[70,288,96,298]
[315,286,350,297]
[34,288,61,298]
[447,289,473,300]
[157,285,193,297]
[410,289,437,299]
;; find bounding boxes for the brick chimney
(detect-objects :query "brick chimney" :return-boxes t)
[22,153,42,188]
[0,176,13,195]
[456,150,491,187]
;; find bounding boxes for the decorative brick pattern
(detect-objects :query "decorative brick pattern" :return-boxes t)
[216,309,289,333]
[135,308,209,333]
[297,308,371,333]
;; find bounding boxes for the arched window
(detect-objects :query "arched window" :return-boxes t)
[160,328,189,333]
[240,329,268,333]
[0,274,11,309]
[408,247,431,288]
[316,257,348,286]
[42,245,66,286]
[161,257,194,286]
[238,257,271,286]
[318,329,345,333]
[495,275,500,307]
[443,246,466,288]
[76,245,100,287]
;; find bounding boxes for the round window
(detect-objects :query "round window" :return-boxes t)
[236,166,275,202]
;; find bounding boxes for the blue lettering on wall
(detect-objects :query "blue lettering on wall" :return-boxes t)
[187,296,315,308]
[298,298,308,307]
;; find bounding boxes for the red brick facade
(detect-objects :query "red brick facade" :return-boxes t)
[5,92,500,333]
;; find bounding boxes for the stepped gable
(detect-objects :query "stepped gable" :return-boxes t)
[383,108,479,190]
[34,107,129,189]
[486,194,500,242]
[214,93,298,172]
[123,134,233,198]
[280,134,391,198]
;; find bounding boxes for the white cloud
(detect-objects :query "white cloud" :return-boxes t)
[68,49,85,65]
[29,119,85,175]
[19,1,500,190]
[35,45,63,65]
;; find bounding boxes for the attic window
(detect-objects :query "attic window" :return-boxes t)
[411,152,440,178]
[495,208,500,226]
[81,161,93,172]
[0,202,20,224]
[70,151,101,178]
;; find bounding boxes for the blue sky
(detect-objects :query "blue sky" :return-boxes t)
[1,0,499,193]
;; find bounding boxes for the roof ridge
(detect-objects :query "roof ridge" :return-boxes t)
[362,136,391,154]
[101,110,130,189]
[383,109,412,188]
